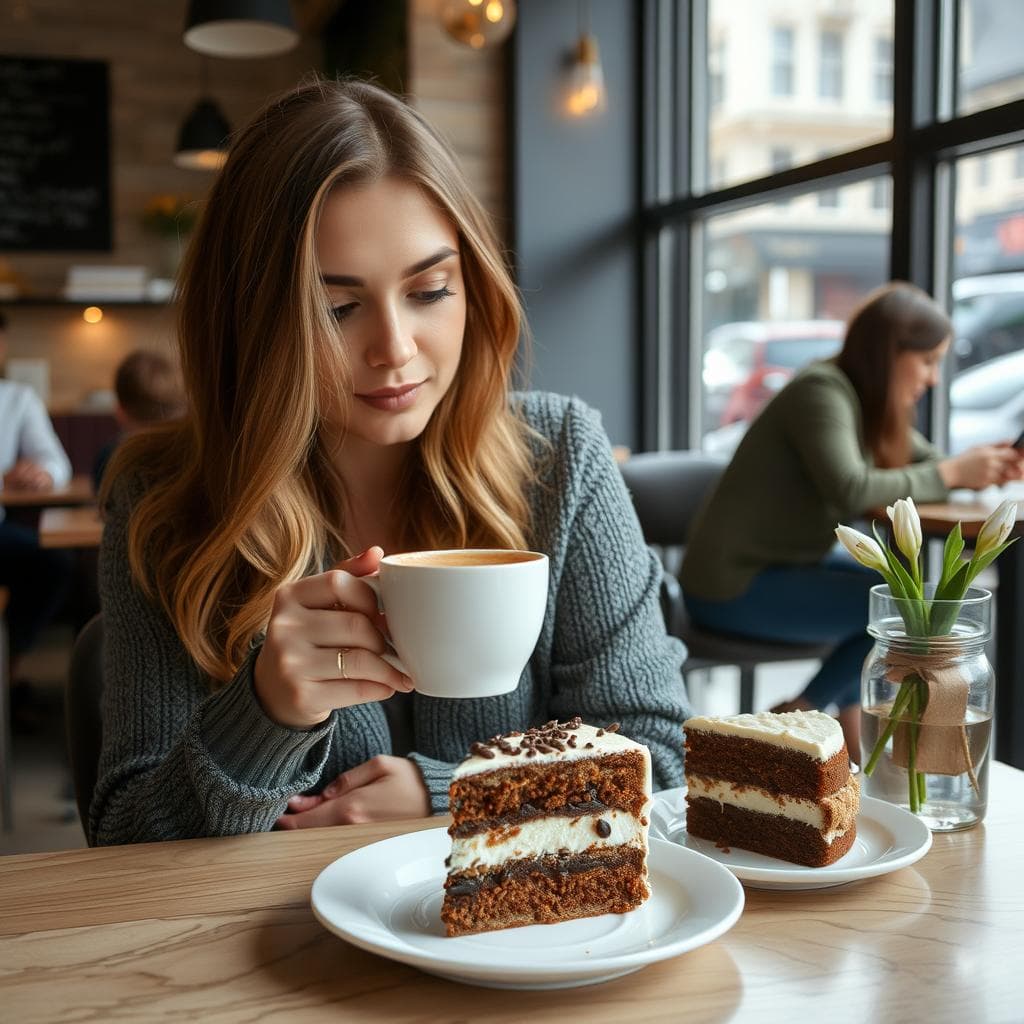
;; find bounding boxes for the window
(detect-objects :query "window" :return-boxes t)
[709,38,726,109]
[641,0,1022,462]
[976,156,990,187]
[958,0,1024,116]
[819,29,844,100]
[702,3,891,192]
[874,36,893,103]
[950,145,1024,458]
[771,26,795,97]
[699,184,890,450]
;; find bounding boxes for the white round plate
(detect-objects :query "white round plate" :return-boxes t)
[311,826,744,989]
[650,787,932,891]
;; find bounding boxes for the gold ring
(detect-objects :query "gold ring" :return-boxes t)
[337,648,349,678]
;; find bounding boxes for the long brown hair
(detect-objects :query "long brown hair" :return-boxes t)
[107,78,535,684]
[835,281,951,467]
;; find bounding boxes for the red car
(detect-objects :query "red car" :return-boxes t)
[704,320,845,426]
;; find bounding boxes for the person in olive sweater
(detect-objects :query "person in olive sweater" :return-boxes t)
[682,282,1023,755]
[92,80,689,846]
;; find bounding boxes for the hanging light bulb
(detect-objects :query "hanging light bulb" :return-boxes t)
[567,32,606,117]
[441,0,516,49]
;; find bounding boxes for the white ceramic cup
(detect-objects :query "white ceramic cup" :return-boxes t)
[364,549,549,699]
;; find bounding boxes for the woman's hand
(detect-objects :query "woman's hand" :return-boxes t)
[275,755,430,829]
[253,546,413,729]
[938,444,1023,490]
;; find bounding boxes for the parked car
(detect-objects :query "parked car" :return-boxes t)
[702,320,844,428]
[948,347,1024,454]
[951,273,1024,372]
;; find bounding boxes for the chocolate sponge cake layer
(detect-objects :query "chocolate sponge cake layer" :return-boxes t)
[449,751,649,826]
[441,846,648,936]
[684,731,849,800]
[686,797,856,868]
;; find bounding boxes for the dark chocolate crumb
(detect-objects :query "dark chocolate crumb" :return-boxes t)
[605,722,620,734]
[595,819,612,838]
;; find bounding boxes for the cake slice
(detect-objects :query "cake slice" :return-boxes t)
[441,718,652,936]
[683,710,859,868]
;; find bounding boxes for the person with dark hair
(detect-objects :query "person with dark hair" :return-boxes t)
[92,78,689,846]
[681,281,1024,757]
[0,309,74,713]
[92,349,184,490]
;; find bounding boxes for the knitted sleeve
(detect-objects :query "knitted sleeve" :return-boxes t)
[92,474,336,845]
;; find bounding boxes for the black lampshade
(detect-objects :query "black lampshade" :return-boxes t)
[184,0,298,58]
[174,98,231,170]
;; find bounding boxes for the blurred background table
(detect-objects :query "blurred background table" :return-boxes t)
[38,506,102,550]
[0,475,94,509]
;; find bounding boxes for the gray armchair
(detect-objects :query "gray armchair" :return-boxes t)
[620,450,828,713]
[65,613,103,840]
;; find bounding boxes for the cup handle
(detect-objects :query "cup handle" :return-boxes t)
[361,574,410,677]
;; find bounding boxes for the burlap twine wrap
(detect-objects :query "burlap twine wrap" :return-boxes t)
[884,650,973,777]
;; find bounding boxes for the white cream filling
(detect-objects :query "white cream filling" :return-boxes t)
[448,808,648,873]
[454,724,651,778]
[686,775,856,844]
[684,710,844,761]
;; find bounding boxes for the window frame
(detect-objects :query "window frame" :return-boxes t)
[639,0,1024,451]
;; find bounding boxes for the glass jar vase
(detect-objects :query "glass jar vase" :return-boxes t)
[860,585,994,831]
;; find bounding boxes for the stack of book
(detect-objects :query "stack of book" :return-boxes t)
[63,265,148,301]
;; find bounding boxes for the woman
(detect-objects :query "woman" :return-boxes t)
[681,282,1022,755]
[93,79,689,846]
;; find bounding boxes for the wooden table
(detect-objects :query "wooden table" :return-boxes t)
[0,473,94,508]
[2,762,1022,1022]
[38,505,103,549]
[916,494,1024,770]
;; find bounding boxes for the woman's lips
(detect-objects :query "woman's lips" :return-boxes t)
[355,382,424,412]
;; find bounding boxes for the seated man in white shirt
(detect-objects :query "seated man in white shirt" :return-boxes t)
[0,311,75,708]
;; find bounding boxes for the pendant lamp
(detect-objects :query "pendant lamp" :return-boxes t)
[441,0,517,50]
[184,0,299,58]
[174,98,231,169]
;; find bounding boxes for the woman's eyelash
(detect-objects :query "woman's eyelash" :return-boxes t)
[414,286,454,304]
[331,303,357,322]
[330,286,454,322]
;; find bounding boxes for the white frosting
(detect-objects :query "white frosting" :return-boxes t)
[448,808,648,873]
[685,774,859,844]
[684,710,844,761]
[453,723,650,779]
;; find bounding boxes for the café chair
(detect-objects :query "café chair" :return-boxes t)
[65,613,104,839]
[0,587,12,831]
[619,450,829,714]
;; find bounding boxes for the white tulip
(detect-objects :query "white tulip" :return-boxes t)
[975,499,1018,560]
[835,524,889,573]
[886,496,922,565]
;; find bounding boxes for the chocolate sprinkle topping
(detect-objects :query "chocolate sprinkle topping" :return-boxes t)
[461,716,597,761]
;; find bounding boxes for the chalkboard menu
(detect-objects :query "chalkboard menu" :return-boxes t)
[0,56,111,251]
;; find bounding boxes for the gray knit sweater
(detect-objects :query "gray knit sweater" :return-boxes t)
[94,391,690,845]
